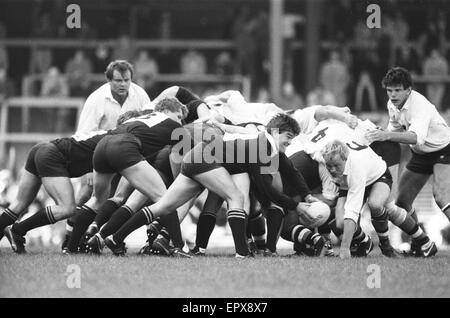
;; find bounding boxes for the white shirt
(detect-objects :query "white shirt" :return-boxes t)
[292,105,321,135]
[340,147,387,223]
[387,90,450,154]
[76,82,151,135]
[219,91,284,125]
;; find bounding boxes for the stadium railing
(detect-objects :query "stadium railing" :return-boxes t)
[0,97,85,159]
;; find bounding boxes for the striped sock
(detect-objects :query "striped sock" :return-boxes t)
[291,225,313,244]
[371,208,389,242]
[99,205,134,239]
[195,211,217,249]
[351,225,367,245]
[13,206,56,236]
[249,211,266,249]
[227,208,248,256]
[113,207,154,244]
[0,208,19,233]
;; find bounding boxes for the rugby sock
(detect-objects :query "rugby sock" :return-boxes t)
[329,219,343,238]
[12,206,56,236]
[66,205,96,252]
[249,211,266,249]
[351,225,368,245]
[291,225,313,244]
[265,207,284,253]
[99,205,134,239]
[0,208,19,233]
[93,199,121,229]
[195,211,217,249]
[371,208,389,243]
[386,202,429,243]
[227,208,248,256]
[160,211,184,249]
[113,207,154,244]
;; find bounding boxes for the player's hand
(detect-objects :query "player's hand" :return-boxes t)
[305,194,320,203]
[345,114,358,129]
[365,129,388,142]
[339,248,351,259]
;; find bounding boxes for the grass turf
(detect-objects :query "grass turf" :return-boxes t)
[1,247,450,298]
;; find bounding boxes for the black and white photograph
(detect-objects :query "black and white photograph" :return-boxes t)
[1,0,450,301]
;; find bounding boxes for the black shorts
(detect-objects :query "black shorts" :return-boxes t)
[25,142,70,177]
[180,142,223,177]
[93,133,145,174]
[370,141,400,167]
[149,145,174,186]
[406,143,450,174]
[338,168,393,200]
[288,151,321,190]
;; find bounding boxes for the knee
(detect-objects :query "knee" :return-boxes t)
[367,200,385,217]
[227,190,245,208]
[61,203,77,217]
[433,190,450,210]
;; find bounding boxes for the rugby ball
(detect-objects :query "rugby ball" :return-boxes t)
[298,201,331,229]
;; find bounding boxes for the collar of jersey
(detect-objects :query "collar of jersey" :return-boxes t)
[264,131,279,155]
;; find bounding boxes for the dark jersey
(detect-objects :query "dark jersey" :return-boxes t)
[206,132,312,210]
[51,131,109,177]
[112,112,186,162]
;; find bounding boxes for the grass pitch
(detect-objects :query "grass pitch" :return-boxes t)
[1,246,450,298]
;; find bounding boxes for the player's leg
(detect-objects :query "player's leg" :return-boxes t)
[367,180,396,257]
[264,172,285,255]
[247,195,266,253]
[433,163,450,221]
[0,170,42,236]
[108,174,202,254]
[396,168,430,222]
[9,176,76,253]
[281,209,326,257]
[192,191,224,255]
[192,168,248,257]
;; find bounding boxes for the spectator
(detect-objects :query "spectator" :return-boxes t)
[354,51,378,112]
[319,50,350,106]
[40,66,69,97]
[64,50,93,97]
[32,13,57,38]
[112,34,135,62]
[423,49,449,110]
[306,85,336,106]
[395,46,421,76]
[0,44,8,72]
[29,47,52,75]
[40,66,70,133]
[277,81,304,110]
[0,67,15,102]
[180,48,207,75]
[133,49,159,95]
[214,51,234,75]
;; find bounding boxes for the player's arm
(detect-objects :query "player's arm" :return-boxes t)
[340,167,366,258]
[314,105,357,128]
[279,153,314,201]
[210,122,255,134]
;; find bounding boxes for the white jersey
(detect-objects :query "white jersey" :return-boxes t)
[217,91,284,125]
[387,90,450,154]
[286,118,377,161]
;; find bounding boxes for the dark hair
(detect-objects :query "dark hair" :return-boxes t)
[381,67,413,89]
[117,109,154,125]
[266,113,300,135]
[154,98,188,119]
[105,60,134,80]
